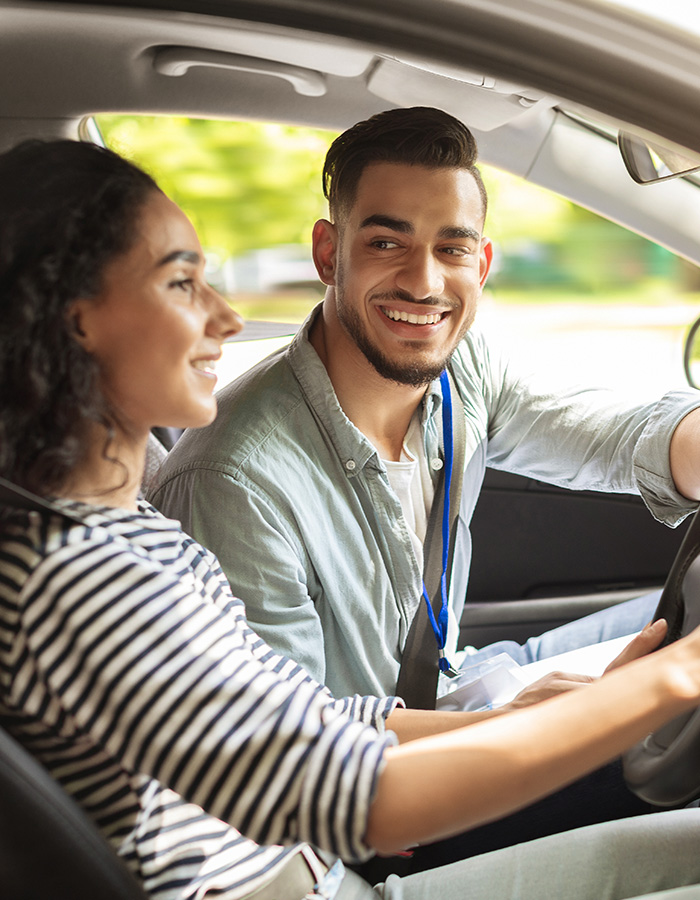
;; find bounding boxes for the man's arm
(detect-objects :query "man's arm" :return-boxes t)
[670,406,700,500]
[460,330,700,526]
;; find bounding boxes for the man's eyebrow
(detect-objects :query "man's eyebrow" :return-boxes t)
[156,250,201,268]
[438,225,481,241]
[359,216,480,242]
[359,214,413,234]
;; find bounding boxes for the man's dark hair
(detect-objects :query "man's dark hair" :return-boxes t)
[0,139,160,495]
[323,106,488,222]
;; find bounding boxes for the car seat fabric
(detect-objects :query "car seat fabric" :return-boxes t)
[0,723,148,899]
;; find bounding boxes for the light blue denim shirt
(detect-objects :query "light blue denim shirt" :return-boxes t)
[151,308,700,699]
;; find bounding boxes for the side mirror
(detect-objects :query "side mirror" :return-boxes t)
[683,316,700,390]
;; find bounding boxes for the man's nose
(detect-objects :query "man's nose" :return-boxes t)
[394,248,444,299]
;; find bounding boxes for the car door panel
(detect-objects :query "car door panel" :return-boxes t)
[462,468,690,647]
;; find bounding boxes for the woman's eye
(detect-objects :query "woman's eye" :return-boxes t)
[169,278,195,293]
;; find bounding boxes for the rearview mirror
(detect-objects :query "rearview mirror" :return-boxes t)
[683,315,700,390]
[618,132,700,185]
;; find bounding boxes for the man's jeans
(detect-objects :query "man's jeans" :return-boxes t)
[466,590,660,667]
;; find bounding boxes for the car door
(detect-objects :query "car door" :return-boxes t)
[463,470,691,647]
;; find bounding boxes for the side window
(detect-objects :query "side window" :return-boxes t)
[94,114,700,394]
[95,114,333,385]
[480,169,700,395]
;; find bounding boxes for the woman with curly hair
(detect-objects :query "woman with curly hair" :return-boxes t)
[3,138,700,900]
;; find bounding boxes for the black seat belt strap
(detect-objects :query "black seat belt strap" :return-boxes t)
[0,475,81,522]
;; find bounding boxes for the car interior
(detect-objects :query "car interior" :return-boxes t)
[2,0,700,892]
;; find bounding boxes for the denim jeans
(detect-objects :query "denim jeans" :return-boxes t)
[466,590,660,667]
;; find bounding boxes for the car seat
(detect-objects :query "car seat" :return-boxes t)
[0,476,149,899]
[0,724,149,899]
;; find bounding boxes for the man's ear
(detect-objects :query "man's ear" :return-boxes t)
[479,238,494,287]
[312,219,338,286]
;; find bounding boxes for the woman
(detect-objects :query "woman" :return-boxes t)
[1,138,700,900]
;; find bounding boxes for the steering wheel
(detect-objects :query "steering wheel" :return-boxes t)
[623,505,700,806]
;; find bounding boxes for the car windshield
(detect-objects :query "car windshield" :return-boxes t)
[605,0,700,36]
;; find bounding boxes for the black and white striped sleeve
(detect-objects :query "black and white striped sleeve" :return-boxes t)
[14,532,396,861]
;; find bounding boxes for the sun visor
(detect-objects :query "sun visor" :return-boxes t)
[367,57,556,131]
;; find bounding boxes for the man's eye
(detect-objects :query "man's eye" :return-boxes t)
[371,240,399,250]
[442,246,470,256]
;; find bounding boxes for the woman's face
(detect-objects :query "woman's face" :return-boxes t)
[72,190,242,436]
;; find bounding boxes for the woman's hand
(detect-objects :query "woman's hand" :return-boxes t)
[368,616,700,854]
[505,620,670,709]
[603,618,668,673]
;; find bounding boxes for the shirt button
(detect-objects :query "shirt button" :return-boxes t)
[345,459,356,471]
[430,458,444,471]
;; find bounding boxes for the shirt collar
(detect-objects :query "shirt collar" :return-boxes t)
[287,304,444,474]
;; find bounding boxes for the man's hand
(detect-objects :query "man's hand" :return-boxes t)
[505,671,595,708]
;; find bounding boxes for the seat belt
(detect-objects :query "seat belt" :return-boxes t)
[395,368,466,709]
[0,475,81,522]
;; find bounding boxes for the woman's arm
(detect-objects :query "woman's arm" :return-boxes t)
[368,619,700,853]
[385,618,668,743]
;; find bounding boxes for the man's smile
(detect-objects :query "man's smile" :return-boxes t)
[380,306,448,326]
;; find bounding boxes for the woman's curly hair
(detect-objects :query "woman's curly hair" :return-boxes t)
[0,139,159,495]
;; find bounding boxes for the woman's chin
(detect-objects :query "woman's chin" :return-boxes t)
[183,401,219,430]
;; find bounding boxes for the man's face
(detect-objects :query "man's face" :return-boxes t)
[318,162,492,387]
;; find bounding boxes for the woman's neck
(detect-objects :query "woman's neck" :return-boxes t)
[56,424,149,510]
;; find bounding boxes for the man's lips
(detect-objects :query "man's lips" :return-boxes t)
[379,306,449,326]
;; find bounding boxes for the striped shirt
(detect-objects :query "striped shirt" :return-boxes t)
[0,500,399,899]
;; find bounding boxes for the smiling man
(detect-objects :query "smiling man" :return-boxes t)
[310,161,492,462]
[150,107,700,868]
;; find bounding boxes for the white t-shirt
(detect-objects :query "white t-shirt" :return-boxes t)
[382,414,433,571]
[381,416,461,661]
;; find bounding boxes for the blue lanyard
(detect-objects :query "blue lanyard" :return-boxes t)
[421,370,458,677]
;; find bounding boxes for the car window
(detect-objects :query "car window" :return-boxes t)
[95,114,700,397]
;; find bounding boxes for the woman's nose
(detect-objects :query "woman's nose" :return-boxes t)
[206,285,244,341]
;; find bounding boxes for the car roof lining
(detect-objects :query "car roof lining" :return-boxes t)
[0,3,559,128]
[1,0,699,266]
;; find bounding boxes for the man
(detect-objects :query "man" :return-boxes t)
[151,106,700,866]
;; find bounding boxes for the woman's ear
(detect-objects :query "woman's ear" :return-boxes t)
[312,219,338,286]
[66,299,92,350]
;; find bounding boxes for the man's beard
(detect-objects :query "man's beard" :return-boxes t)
[335,278,472,388]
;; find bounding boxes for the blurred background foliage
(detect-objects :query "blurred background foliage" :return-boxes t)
[99,115,330,257]
[97,114,698,309]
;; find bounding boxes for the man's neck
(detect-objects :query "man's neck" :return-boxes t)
[309,302,427,462]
